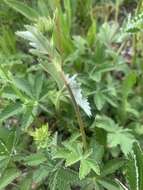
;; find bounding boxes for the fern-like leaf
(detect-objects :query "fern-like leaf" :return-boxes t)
[66,75,92,117]
[16,25,55,56]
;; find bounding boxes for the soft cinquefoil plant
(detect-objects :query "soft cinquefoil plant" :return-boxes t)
[0,0,143,189]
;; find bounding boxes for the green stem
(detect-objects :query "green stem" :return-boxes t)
[60,72,87,150]
[40,62,87,150]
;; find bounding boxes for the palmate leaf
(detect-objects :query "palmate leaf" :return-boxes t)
[79,158,100,180]
[12,72,45,100]
[95,115,136,155]
[98,22,119,45]
[33,165,52,184]
[54,143,82,166]
[0,156,10,176]
[101,159,125,177]
[2,86,19,101]
[49,167,79,190]
[94,90,106,111]
[94,115,118,132]
[34,72,45,99]
[90,138,104,163]
[79,159,91,180]
[54,139,99,179]
[0,102,23,121]
[0,167,20,190]
[13,71,45,101]
[108,129,135,156]
[66,75,92,117]
[21,103,38,129]
[12,76,33,98]
[23,152,47,166]
[0,127,17,175]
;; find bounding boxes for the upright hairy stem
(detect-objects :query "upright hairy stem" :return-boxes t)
[41,62,87,150]
[55,2,87,148]
[60,72,87,150]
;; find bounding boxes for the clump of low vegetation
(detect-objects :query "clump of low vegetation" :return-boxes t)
[0,0,143,189]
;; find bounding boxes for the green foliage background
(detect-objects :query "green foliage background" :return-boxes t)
[0,0,143,189]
